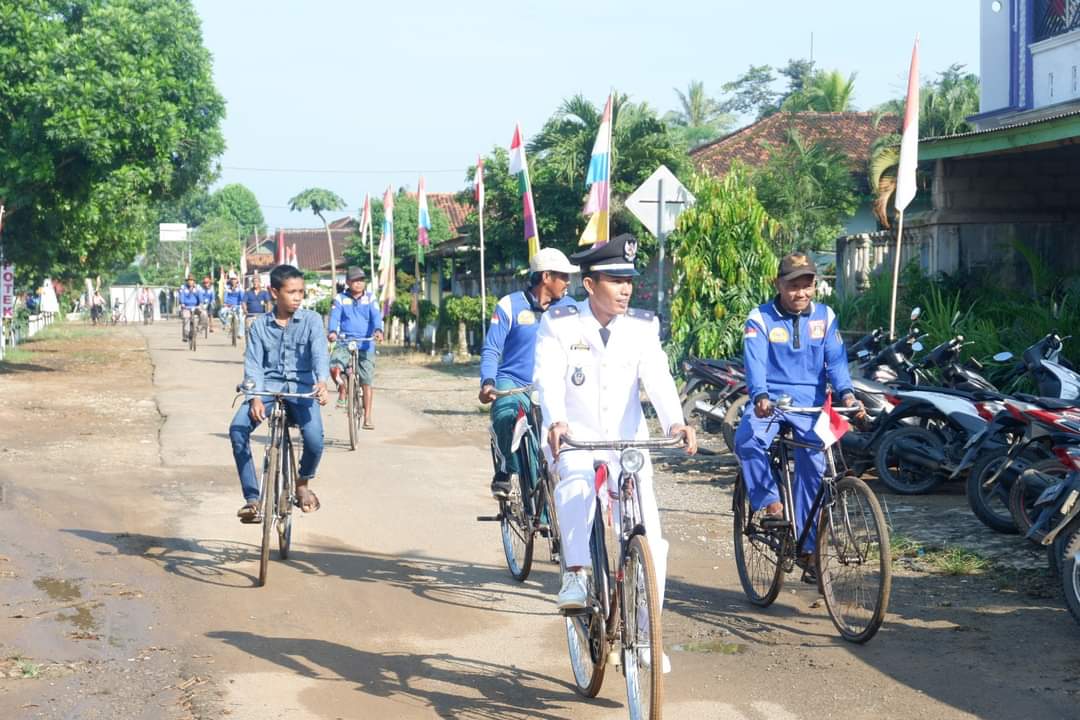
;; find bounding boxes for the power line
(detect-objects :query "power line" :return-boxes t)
[223,165,465,176]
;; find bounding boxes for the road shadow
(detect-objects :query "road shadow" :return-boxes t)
[0,361,56,374]
[665,567,1080,719]
[60,529,560,614]
[206,630,615,719]
[424,408,485,417]
[192,358,244,365]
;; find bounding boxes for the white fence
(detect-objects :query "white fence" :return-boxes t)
[0,311,58,362]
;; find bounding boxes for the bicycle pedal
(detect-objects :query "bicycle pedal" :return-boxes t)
[761,517,791,529]
[475,515,503,522]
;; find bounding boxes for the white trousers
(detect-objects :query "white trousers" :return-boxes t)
[554,449,669,607]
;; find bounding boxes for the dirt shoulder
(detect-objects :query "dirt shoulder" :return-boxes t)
[0,325,212,719]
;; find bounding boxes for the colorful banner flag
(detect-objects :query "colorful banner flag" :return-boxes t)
[580,94,613,246]
[508,124,540,259]
[475,156,485,213]
[378,187,396,316]
[417,176,431,264]
[895,37,920,213]
[290,243,298,268]
[359,194,372,246]
[276,228,286,265]
[1,262,14,319]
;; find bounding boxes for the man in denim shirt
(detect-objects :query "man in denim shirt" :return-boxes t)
[229,265,330,521]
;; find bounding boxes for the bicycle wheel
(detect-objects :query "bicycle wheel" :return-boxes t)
[732,471,787,606]
[722,394,749,454]
[622,534,663,720]
[816,476,891,643]
[231,315,238,346]
[565,502,609,698]
[1009,459,1069,541]
[346,372,359,451]
[278,434,294,560]
[189,320,197,351]
[259,419,280,587]
[499,469,534,581]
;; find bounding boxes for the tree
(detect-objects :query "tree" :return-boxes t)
[289,188,346,282]
[341,189,452,275]
[0,0,225,278]
[664,80,734,149]
[208,184,266,237]
[190,216,242,279]
[869,64,980,226]
[528,93,687,259]
[783,70,857,112]
[720,65,781,118]
[753,129,860,253]
[669,167,779,363]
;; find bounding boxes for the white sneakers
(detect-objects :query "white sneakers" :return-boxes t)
[639,649,672,674]
[557,569,589,611]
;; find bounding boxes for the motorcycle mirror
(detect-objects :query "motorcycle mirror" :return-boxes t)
[910,307,921,321]
[992,351,1014,362]
[912,342,924,353]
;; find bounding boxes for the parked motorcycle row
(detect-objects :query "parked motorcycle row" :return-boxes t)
[679,307,1080,626]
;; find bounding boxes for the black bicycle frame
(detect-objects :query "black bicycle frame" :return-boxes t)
[770,424,835,555]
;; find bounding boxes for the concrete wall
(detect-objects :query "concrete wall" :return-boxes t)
[981,0,1013,113]
[1031,30,1080,108]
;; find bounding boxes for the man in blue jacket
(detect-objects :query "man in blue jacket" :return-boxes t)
[328,267,384,429]
[479,247,578,497]
[734,252,860,578]
[179,276,200,341]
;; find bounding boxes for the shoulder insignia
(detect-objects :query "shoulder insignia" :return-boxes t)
[626,307,655,322]
[549,305,579,319]
[341,296,353,305]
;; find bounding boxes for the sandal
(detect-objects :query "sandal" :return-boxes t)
[336,398,348,409]
[237,503,261,524]
[295,484,321,513]
[362,420,374,430]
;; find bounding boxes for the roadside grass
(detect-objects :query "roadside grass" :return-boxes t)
[890,533,993,575]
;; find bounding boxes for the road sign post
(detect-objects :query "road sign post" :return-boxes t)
[625,166,695,315]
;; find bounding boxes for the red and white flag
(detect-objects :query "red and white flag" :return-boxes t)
[813,393,851,449]
[509,405,528,453]
[895,36,920,213]
[475,156,485,213]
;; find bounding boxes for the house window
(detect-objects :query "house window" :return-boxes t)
[1035,0,1080,42]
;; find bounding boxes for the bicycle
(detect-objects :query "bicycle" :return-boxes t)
[558,435,684,720]
[732,396,891,643]
[341,337,374,451]
[142,302,153,325]
[233,380,317,587]
[475,385,561,581]
[181,308,198,351]
[222,306,244,347]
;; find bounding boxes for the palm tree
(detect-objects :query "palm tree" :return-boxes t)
[784,70,857,112]
[665,81,734,148]
[288,188,346,283]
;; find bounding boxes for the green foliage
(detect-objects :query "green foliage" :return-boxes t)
[288,188,345,219]
[664,81,734,149]
[668,167,779,364]
[190,217,242,278]
[720,64,781,118]
[782,70,857,112]
[342,189,452,271]
[0,0,226,277]
[208,184,266,236]
[752,129,861,253]
[390,294,438,325]
[314,296,332,316]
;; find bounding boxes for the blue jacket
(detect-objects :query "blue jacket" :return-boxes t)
[179,286,200,308]
[244,309,331,392]
[327,291,383,351]
[480,291,571,388]
[197,286,216,306]
[244,289,271,314]
[743,299,853,407]
[223,284,244,307]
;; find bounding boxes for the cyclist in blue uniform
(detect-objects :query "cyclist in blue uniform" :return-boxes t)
[219,273,245,329]
[179,276,200,341]
[734,252,861,579]
[198,275,217,333]
[479,247,578,497]
[327,267,384,428]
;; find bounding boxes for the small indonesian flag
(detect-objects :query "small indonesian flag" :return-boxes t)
[510,405,528,453]
[813,393,851,449]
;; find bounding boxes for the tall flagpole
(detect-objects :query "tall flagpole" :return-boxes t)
[367,220,376,297]
[477,157,487,342]
[890,35,920,340]
[606,91,613,244]
[888,212,904,339]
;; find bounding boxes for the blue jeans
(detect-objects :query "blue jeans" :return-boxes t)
[734,410,825,553]
[229,397,324,502]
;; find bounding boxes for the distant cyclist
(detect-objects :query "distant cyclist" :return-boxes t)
[479,248,578,497]
[219,273,245,329]
[198,275,216,332]
[327,267,383,429]
[243,274,272,332]
[179,276,200,340]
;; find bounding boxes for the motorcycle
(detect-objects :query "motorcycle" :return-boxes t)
[680,357,748,453]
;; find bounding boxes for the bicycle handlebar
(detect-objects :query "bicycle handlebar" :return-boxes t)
[561,436,686,452]
[774,401,860,415]
[490,385,532,398]
[234,384,319,399]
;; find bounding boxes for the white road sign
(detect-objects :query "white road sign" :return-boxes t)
[625,165,695,238]
[158,223,188,243]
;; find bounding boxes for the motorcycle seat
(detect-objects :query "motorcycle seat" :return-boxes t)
[1013,393,1079,410]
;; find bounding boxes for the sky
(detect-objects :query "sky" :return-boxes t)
[192,0,979,231]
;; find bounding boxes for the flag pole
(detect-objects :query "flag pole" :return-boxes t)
[606,92,613,244]
[479,197,487,343]
[888,210,904,340]
[367,218,376,298]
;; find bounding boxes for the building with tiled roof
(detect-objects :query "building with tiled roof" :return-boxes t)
[690,111,898,192]
[406,191,473,237]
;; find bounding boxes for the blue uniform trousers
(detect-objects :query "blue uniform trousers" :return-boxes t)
[229,397,324,502]
[735,410,825,553]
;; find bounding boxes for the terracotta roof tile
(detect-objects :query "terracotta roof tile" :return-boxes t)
[407,191,473,236]
[689,112,898,180]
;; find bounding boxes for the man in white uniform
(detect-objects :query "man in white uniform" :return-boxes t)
[533,234,697,673]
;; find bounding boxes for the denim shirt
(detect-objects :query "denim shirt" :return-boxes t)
[245,308,331,392]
